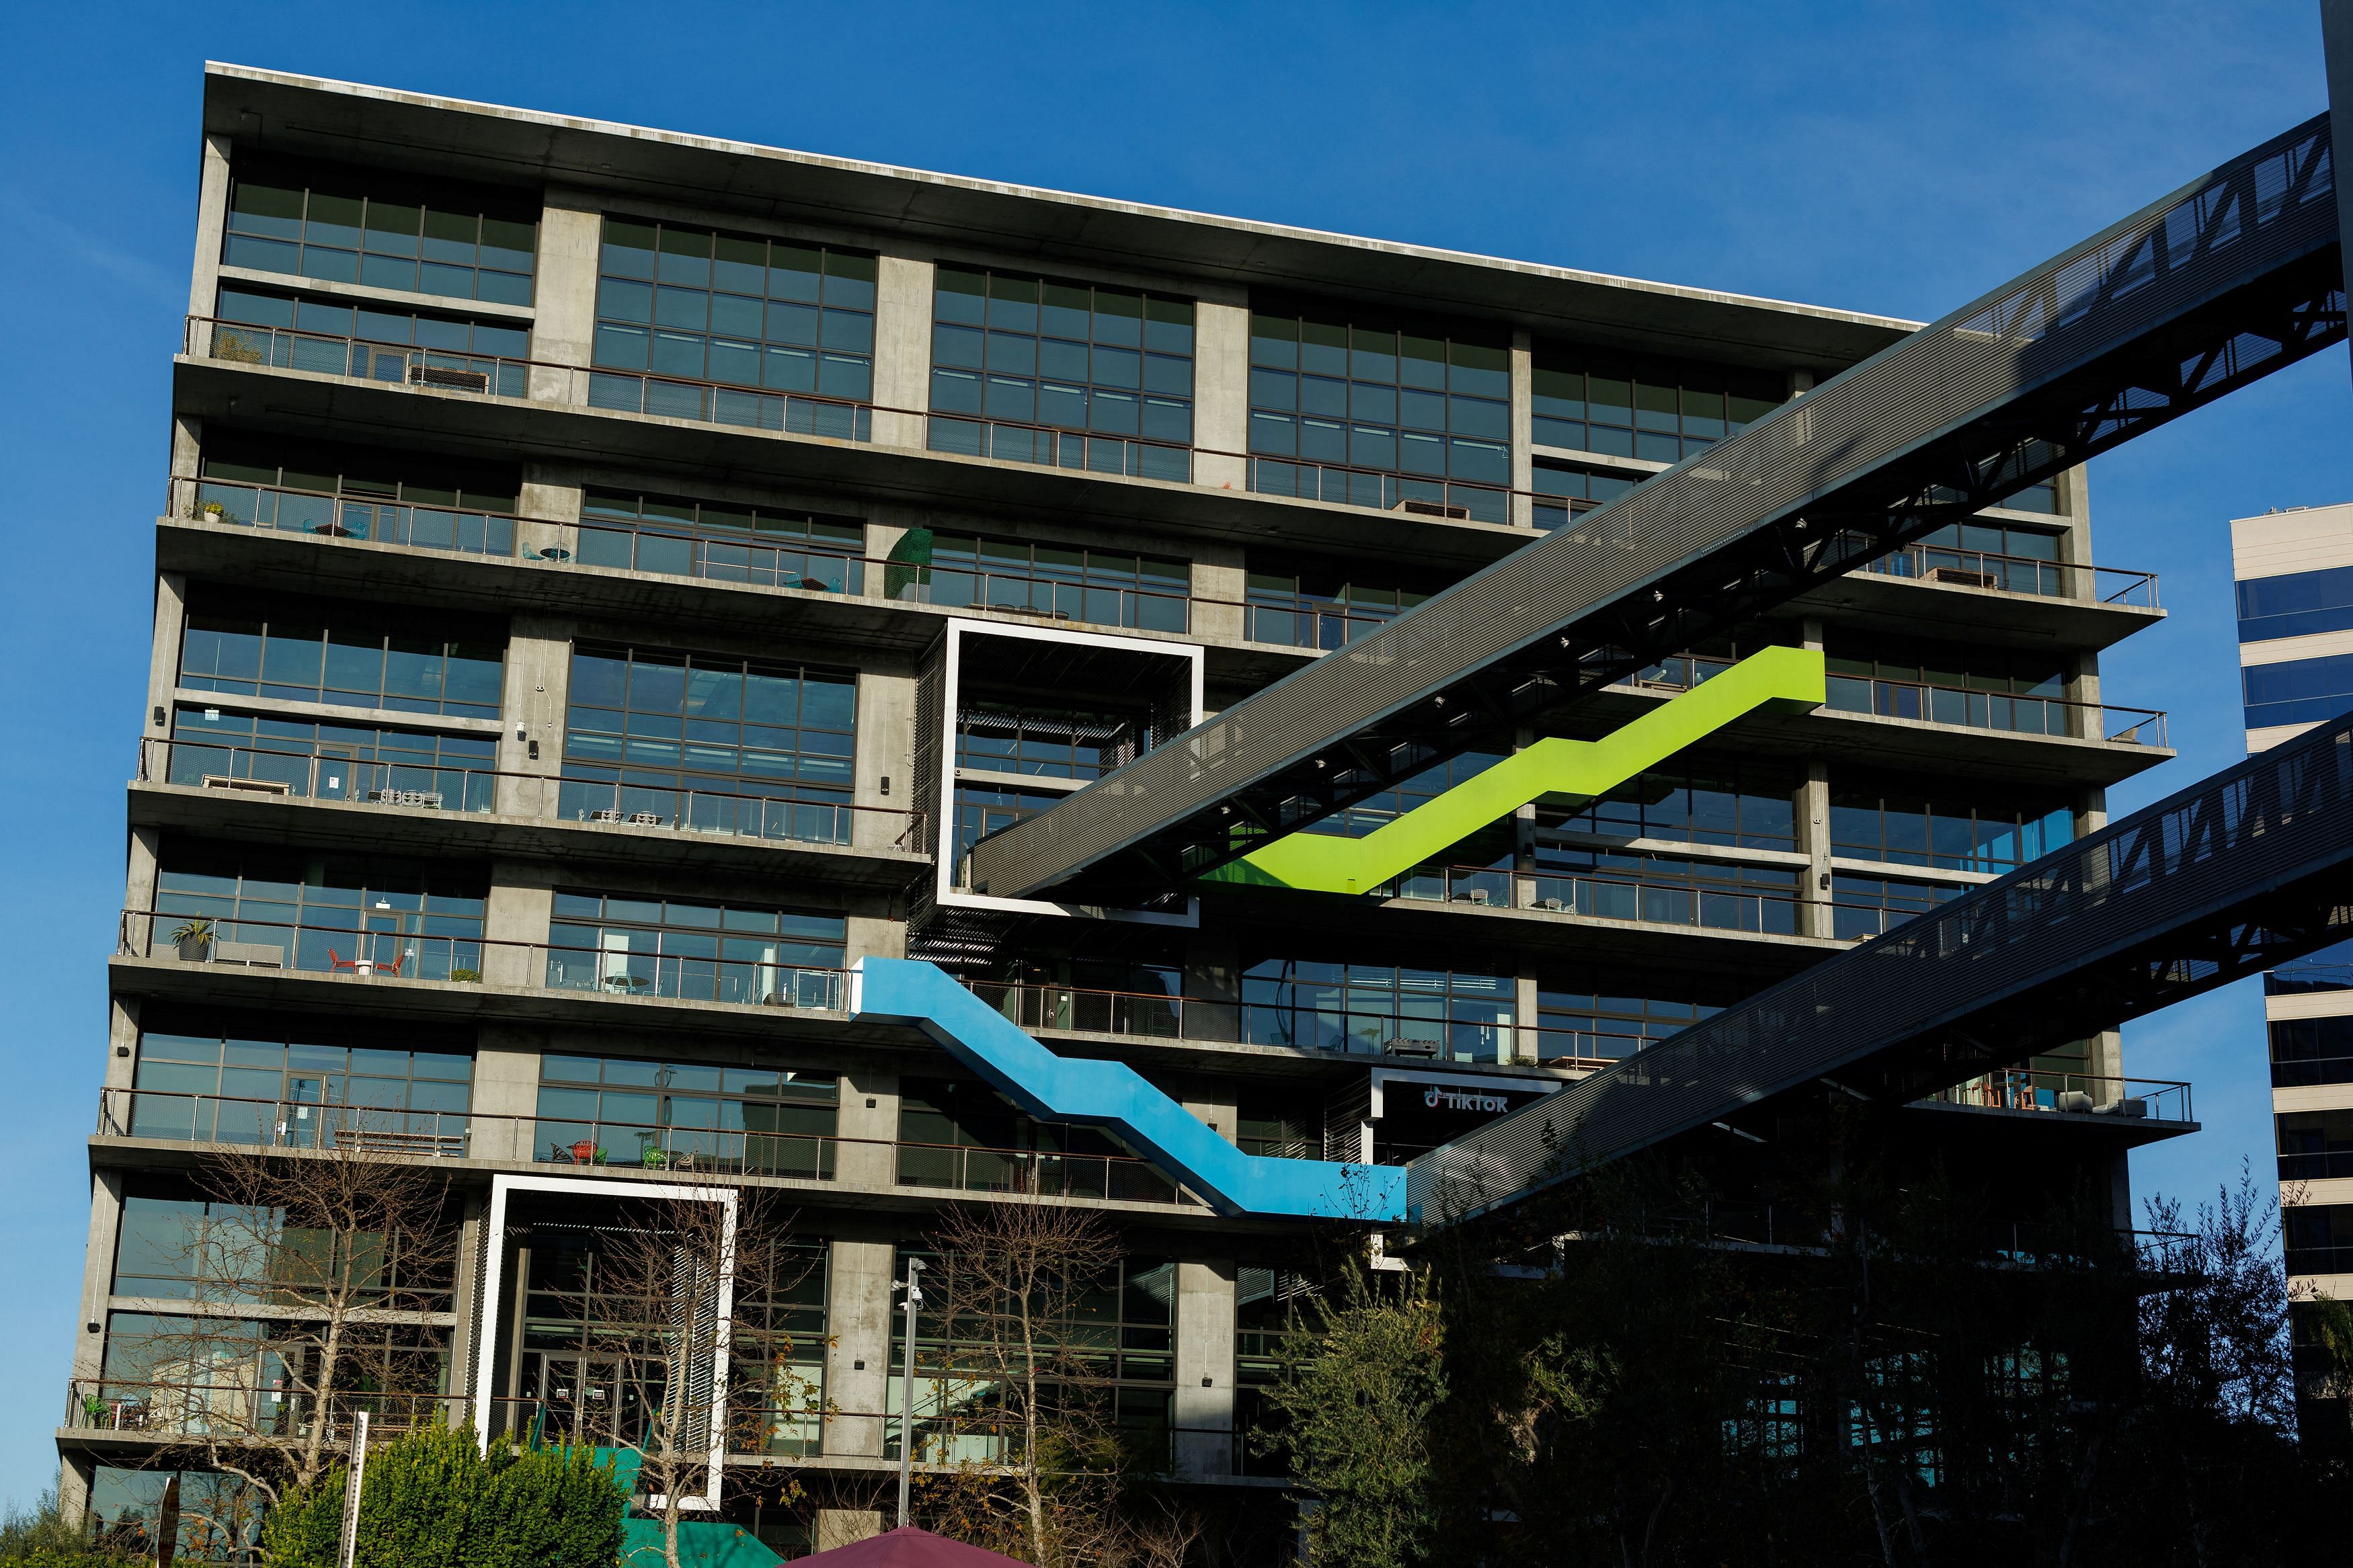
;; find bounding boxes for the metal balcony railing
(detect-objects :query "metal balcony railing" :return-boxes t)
[1620,655,2167,746]
[1923,1070,2192,1123]
[176,476,522,558]
[1240,599,1408,650]
[136,738,924,852]
[92,1087,1203,1212]
[1857,538,2159,608]
[187,317,530,397]
[116,909,850,1011]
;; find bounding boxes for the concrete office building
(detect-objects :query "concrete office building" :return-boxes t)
[61,63,2196,1556]
[2234,501,2353,1450]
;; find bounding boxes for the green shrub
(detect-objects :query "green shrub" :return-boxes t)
[264,1423,623,1568]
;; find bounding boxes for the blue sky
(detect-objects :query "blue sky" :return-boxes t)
[1,0,2346,1505]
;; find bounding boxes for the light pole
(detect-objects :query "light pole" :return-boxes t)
[894,1256,926,1530]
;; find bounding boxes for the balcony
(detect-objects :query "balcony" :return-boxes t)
[1860,540,2159,610]
[190,315,531,398]
[134,738,924,879]
[182,476,520,559]
[1608,655,2169,785]
[1921,1071,2194,1124]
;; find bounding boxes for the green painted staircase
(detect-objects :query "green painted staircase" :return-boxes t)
[1203,645,1824,895]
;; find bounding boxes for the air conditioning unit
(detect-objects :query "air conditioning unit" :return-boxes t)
[1391,498,1471,521]
[409,363,491,393]
[1382,1036,1440,1058]
[1925,565,1995,589]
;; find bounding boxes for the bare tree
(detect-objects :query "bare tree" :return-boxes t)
[108,1124,460,1513]
[569,1184,822,1568]
[915,1200,1198,1568]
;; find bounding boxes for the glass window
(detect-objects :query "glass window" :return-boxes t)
[177,587,504,720]
[2271,1015,2353,1088]
[1868,518,2069,595]
[1240,959,1516,1063]
[2238,564,2353,644]
[165,706,499,813]
[545,891,845,1007]
[225,160,537,304]
[1548,755,1796,851]
[1825,636,2074,737]
[212,287,530,396]
[884,528,1189,634]
[1537,980,1720,1064]
[929,268,1195,481]
[1243,565,1429,648]
[2245,652,2353,731]
[2278,1112,2353,1182]
[1249,303,1509,523]
[1531,345,1783,464]
[1829,872,1968,940]
[957,703,1152,780]
[578,488,865,592]
[151,838,487,981]
[561,644,856,843]
[1529,847,1802,936]
[952,784,1068,884]
[192,435,519,557]
[124,1009,471,1153]
[588,218,874,440]
[1828,774,2071,873]
[1530,460,1642,530]
[533,1054,836,1175]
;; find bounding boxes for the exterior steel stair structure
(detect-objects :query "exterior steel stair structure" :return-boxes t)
[848,957,1408,1221]
[970,114,2344,905]
[1205,646,1823,894]
[1402,708,2353,1230]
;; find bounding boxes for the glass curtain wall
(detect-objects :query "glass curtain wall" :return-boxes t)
[127,1009,471,1149]
[561,645,856,843]
[190,438,520,556]
[151,840,487,980]
[177,589,505,720]
[533,1055,838,1176]
[213,288,530,395]
[589,220,875,436]
[165,707,498,813]
[543,892,846,1007]
[1248,304,1511,522]
[576,489,865,591]
[1240,960,1516,1063]
[928,268,1195,479]
[223,160,537,304]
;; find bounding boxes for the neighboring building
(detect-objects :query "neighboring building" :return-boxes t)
[2233,501,2353,1451]
[63,63,2192,1557]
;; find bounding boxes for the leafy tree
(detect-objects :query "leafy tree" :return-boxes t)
[1256,1260,1445,1568]
[261,1422,623,1568]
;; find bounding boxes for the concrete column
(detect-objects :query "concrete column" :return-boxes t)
[167,413,204,524]
[124,827,161,950]
[1193,302,1250,491]
[2072,651,2106,743]
[483,862,555,989]
[1514,975,1542,1064]
[1509,330,1534,529]
[57,1453,94,1528]
[471,1026,543,1161]
[853,671,918,851]
[143,573,190,766]
[518,460,584,564]
[529,194,602,403]
[1191,542,1246,645]
[844,915,904,971]
[816,1513,885,1551]
[1800,764,1835,940]
[871,255,933,448]
[74,1169,125,1385]
[498,617,573,816]
[835,1067,900,1191]
[824,1239,897,1458]
[186,134,231,323]
[1172,1260,1238,1477]
[105,998,139,1098]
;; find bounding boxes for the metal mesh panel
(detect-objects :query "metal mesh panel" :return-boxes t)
[1404,713,2353,1225]
[974,115,2337,899]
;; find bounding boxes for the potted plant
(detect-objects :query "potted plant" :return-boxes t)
[450,967,481,983]
[199,499,229,523]
[169,917,214,962]
[81,1394,107,1425]
[592,1146,608,1165]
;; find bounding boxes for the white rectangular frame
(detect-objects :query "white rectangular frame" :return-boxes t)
[936,618,1203,927]
[470,1173,739,1510]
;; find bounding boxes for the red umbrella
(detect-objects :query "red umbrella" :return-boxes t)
[791,1526,1032,1566]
